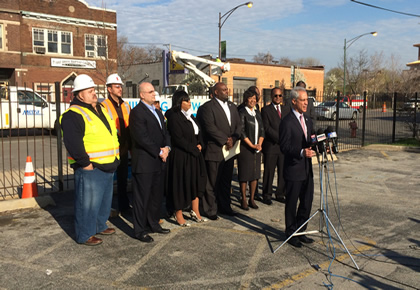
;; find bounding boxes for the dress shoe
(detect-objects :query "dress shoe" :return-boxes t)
[248,200,259,209]
[275,196,286,203]
[207,215,219,221]
[84,236,103,246]
[287,237,302,248]
[262,198,273,205]
[137,234,154,243]
[240,200,249,211]
[190,210,208,223]
[173,213,191,227]
[298,235,315,244]
[152,227,171,234]
[98,228,116,235]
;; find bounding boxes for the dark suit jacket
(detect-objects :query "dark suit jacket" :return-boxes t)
[129,101,171,173]
[197,98,242,162]
[279,110,313,181]
[261,103,284,155]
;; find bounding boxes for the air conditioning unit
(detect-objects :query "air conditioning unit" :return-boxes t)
[86,51,95,58]
[34,46,46,54]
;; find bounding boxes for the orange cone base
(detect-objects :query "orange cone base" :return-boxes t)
[22,182,38,199]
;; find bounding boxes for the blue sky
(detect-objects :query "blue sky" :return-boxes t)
[84,0,420,71]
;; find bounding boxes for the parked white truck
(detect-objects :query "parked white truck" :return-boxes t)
[0,86,68,130]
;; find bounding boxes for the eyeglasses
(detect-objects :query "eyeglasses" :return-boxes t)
[273,94,282,98]
[113,85,122,89]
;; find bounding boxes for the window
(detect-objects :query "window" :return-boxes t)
[85,34,107,58]
[61,32,71,54]
[34,28,44,46]
[48,30,58,53]
[32,28,72,55]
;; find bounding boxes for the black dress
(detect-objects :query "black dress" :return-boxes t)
[237,107,265,182]
[166,108,207,211]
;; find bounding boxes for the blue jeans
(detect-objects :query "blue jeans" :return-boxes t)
[74,167,114,243]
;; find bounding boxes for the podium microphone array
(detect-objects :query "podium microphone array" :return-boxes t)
[310,126,339,157]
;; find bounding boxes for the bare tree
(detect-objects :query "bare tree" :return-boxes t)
[253,52,274,64]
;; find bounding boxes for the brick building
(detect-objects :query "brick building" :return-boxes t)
[0,0,117,101]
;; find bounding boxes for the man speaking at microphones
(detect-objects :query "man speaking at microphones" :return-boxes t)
[279,86,316,248]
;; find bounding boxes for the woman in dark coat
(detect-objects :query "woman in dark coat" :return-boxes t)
[166,91,207,226]
[237,90,265,210]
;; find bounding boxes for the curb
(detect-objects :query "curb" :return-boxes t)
[0,195,56,213]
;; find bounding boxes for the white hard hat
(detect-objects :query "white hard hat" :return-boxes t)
[72,74,96,93]
[106,73,123,85]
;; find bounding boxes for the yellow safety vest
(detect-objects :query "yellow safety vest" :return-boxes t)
[102,98,131,136]
[60,104,120,165]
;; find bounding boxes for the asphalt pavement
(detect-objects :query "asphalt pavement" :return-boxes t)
[0,145,419,289]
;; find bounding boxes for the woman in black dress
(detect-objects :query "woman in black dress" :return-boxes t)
[237,90,265,210]
[166,91,207,226]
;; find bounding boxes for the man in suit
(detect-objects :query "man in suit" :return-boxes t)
[197,82,242,220]
[279,86,316,248]
[296,81,316,129]
[261,87,286,205]
[129,82,171,243]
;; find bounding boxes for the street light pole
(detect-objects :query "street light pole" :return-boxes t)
[218,2,253,61]
[343,31,377,98]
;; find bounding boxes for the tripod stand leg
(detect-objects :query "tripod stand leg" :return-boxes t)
[323,212,360,270]
[273,210,320,254]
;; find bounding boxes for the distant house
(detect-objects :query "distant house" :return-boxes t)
[0,0,117,101]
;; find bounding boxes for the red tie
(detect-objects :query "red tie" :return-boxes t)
[277,105,281,118]
[300,115,307,139]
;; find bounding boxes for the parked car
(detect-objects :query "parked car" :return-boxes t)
[402,98,420,111]
[315,101,358,120]
[309,96,320,107]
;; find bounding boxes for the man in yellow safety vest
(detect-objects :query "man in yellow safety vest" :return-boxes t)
[60,74,120,246]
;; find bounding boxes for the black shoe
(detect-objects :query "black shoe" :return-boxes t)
[287,237,302,248]
[298,235,315,244]
[248,200,259,209]
[137,234,154,243]
[207,215,219,221]
[152,227,171,234]
[262,198,273,205]
[275,196,286,203]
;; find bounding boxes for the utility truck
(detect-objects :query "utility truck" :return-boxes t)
[0,86,67,131]
[128,50,231,114]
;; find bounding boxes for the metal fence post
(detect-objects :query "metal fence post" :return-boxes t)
[414,92,418,138]
[361,91,367,146]
[392,92,397,142]
[55,82,63,191]
[335,90,340,133]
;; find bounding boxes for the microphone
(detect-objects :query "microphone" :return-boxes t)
[324,126,338,154]
[316,128,326,153]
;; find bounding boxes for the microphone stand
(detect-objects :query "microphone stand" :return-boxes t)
[273,141,359,270]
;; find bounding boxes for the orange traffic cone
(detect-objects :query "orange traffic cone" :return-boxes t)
[22,156,38,199]
[382,102,387,112]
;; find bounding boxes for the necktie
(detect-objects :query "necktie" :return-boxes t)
[300,115,307,139]
[277,105,281,118]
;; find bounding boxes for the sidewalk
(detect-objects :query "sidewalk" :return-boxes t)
[0,145,419,289]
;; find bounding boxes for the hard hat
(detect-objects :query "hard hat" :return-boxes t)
[106,73,123,85]
[72,74,96,93]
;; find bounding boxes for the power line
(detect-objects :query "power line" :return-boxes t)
[350,0,420,18]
